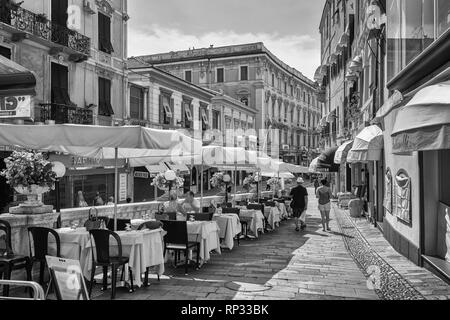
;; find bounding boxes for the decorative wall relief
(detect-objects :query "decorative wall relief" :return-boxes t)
[394,170,411,223]
[383,168,392,214]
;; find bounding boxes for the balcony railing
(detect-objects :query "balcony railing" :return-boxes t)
[39,103,93,125]
[0,4,90,56]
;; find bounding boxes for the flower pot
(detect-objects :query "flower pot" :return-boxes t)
[14,184,51,207]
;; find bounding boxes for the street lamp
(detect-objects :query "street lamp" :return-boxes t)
[223,173,231,204]
[52,161,66,228]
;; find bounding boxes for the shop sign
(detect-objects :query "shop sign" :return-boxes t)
[134,171,149,179]
[0,95,33,119]
[48,154,126,169]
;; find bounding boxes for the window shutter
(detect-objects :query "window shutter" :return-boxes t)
[159,94,164,123]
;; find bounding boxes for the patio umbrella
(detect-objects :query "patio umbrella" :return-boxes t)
[0,123,201,230]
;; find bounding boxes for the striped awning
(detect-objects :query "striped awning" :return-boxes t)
[334,140,354,164]
[391,81,450,153]
[347,125,384,163]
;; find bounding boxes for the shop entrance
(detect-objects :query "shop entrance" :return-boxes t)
[437,150,450,262]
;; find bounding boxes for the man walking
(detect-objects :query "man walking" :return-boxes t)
[289,177,308,232]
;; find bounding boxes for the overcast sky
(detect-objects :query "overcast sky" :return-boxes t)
[127,0,325,80]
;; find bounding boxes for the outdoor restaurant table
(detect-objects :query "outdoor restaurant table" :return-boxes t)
[237,208,265,238]
[264,206,281,229]
[186,221,221,264]
[212,214,241,250]
[49,227,165,288]
[276,202,289,220]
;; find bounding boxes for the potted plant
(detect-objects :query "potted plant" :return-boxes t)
[151,171,184,201]
[0,150,56,208]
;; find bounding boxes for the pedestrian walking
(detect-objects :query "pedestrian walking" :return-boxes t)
[289,177,308,232]
[316,179,332,232]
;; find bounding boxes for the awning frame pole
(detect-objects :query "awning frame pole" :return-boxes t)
[114,147,118,232]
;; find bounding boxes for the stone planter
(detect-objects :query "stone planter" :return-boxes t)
[10,184,53,214]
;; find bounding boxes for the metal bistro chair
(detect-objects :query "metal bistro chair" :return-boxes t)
[88,229,134,300]
[221,207,242,245]
[193,213,212,221]
[161,220,200,275]
[0,220,33,297]
[27,227,61,287]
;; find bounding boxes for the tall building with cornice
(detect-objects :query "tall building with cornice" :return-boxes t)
[128,42,323,166]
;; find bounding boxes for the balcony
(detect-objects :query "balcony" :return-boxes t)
[39,103,93,125]
[0,4,90,58]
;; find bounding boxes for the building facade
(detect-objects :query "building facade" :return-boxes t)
[318,0,450,281]
[127,66,257,202]
[129,43,322,166]
[0,0,129,210]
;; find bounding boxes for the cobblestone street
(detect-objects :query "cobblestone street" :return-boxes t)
[93,188,450,300]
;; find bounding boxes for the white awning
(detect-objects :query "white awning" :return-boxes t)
[347,125,384,163]
[334,140,354,164]
[391,81,450,153]
[145,163,169,174]
[165,162,190,174]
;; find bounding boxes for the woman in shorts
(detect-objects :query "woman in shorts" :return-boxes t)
[316,179,332,232]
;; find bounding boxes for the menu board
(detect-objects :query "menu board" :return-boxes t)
[45,256,89,300]
[119,173,127,201]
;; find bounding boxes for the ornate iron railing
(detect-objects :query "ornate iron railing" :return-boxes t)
[39,103,93,125]
[0,4,90,55]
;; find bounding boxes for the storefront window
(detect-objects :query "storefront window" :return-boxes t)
[437,0,450,37]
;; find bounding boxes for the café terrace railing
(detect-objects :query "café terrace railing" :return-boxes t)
[39,103,94,125]
[0,4,90,56]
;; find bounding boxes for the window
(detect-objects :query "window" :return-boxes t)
[98,13,114,54]
[240,66,248,81]
[284,81,287,93]
[51,63,72,106]
[200,106,209,131]
[182,100,193,128]
[303,92,306,102]
[51,0,68,46]
[212,110,220,129]
[130,86,144,120]
[290,85,294,96]
[271,73,275,87]
[98,77,114,116]
[216,68,224,83]
[184,70,192,83]
[159,93,173,125]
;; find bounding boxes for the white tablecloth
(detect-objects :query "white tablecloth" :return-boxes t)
[277,202,289,220]
[239,209,265,237]
[212,214,241,250]
[264,207,281,229]
[187,221,221,262]
[51,227,165,288]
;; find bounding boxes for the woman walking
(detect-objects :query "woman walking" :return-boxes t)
[316,179,332,232]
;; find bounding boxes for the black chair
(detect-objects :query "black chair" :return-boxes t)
[0,220,32,297]
[107,219,131,231]
[221,208,242,245]
[88,229,134,300]
[265,201,276,207]
[193,213,212,221]
[161,220,200,275]
[27,227,61,287]
[155,213,169,221]
[165,212,177,221]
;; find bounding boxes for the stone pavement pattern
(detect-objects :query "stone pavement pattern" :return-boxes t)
[91,187,450,300]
